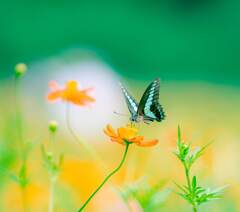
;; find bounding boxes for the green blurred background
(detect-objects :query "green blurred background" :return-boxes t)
[1,0,240,84]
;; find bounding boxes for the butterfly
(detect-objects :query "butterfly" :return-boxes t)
[120,78,165,123]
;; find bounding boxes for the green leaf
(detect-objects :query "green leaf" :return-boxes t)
[188,141,213,169]
[192,176,197,191]
[19,164,26,177]
[59,153,64,168]
[178,126,181,143]
[195,185,226,205]
[41,144,47,161]
[174,181,189,194]
[210,185,228,194]
[195,187,205,195]
[18,163,28,188]
[176,192,192,204]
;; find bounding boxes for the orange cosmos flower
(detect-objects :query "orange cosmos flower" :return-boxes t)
[104,124,158,147]
[47,80,95,106]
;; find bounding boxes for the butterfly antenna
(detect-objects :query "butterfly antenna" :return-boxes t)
[113,111,128,117]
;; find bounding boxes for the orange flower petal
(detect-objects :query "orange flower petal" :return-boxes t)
[104,125,117,138]
[49,81,60,90]
[68,97,88,106]
[111,137,124,145]
[104,124,158,148]
[130,136,144,144]
[47,80,95,106]
[117,127,127,140]
[47,91,63,101]
[138,139,159,147]
[78,92,95,102]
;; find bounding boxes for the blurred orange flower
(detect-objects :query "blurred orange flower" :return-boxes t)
[47,80,95,106]
[104,124,158,147]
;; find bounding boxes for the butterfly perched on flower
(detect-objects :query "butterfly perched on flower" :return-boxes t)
[120,78,165,124]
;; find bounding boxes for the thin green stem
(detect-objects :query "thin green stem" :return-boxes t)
[65,103,107,171]
[65,103,94,154]
[14,76,28,212]
[49,178,56,212]
[14,77,24,158]
[49,132,55,153]
[183,163,198,212]
[65,103,84,145]
[48,132,57,212]
[184,163,191,193]
[193,205,197,212]
[78,142,130,212]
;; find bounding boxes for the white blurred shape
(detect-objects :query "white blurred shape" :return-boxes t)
[23,49,128,142]
[49,60,125,141]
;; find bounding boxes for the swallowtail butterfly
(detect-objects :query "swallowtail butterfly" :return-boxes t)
[120,78,165,123]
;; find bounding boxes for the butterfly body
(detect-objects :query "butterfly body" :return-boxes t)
[120,78,165,123]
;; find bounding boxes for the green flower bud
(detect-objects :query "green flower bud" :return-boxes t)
[46,151,53,160]
[48,120,58,133]
[15,63,27,77]
[182,143,189,149]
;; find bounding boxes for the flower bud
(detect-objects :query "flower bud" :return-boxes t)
[48,120,58,133]
[182,143,189,149]
[46,151,53,161]
[15,63,27,77]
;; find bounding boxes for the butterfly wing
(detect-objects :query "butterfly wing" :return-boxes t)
[137,78,165,122]
[120,83,139,118]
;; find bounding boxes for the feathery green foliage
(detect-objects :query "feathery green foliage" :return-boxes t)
[174,126,225,212]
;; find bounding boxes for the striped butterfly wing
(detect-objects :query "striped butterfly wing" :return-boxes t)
[137,78,165,122]
[120,84,139,118]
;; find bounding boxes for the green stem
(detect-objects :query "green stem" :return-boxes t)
[184,163,191,193]
[14,77,24,158]
[78,142,130,212]
[193,205,197,212]
[14,76,28,212]
[65,103,107,171]
[49,132,55,153]
[48,131,57,212]
[49,178,55,212]
[65,103,93,152]
[184,163,198,212]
